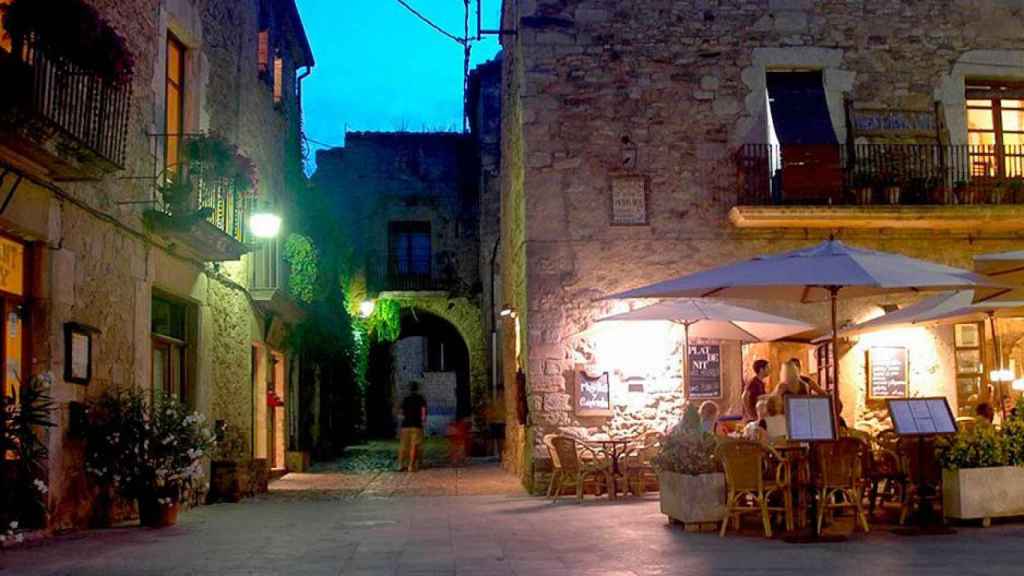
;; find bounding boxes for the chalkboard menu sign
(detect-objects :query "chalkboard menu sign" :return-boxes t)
[868,346,909,400]
[574,367,612,417]
[687,344,722,399]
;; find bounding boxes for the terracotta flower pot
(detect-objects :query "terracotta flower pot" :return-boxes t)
[138,494,180,528]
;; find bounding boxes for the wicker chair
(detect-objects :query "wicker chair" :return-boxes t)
[865,429,907,515]
[717,439,793,538]
[625,431,662,496]
[814,437,870,535]
[543,434,612,504]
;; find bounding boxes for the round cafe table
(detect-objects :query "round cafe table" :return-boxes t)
[594,438,632,499]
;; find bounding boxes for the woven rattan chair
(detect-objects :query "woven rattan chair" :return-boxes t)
[625,431,662,496]
[814,437,870,535]
[864,430,906,515]
[543,434,612,504]
[717,439,793,538]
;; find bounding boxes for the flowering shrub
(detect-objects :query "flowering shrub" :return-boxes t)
[86,388,216,503]
[0,373,54,533]
[652,404,721,476]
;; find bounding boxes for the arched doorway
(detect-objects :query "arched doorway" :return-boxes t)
[365,309,472,437]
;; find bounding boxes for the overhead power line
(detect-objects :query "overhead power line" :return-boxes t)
[395,0,466,45]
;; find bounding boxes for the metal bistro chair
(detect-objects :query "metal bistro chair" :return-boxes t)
[717,439,793,538]
[543,434,613,504]
[625,431,662,496]
[814,437,871,535]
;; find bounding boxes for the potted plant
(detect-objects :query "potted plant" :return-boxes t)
[938,418,1024,527]
[209,423,251,503]
[0,373,54,544]
[990,179,1007,204]
[850,170,874,205]
[653,405,725,527]
[953,180,973,205]
[86,389,216,528]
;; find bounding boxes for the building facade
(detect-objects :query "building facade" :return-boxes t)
[499,0,1024,489]
[0,0,312,529]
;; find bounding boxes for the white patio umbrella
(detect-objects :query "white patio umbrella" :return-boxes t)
[606,240,1007,429]
[598,300,816,405]
[974,251,1024,304]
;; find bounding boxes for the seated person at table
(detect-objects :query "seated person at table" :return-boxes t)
[976,402,995,426]
[699,400,720,435]
[763,395,788,441]
[743,397,771,442]
[743,359,770,422]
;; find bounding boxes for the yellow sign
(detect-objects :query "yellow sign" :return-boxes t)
[0,236,24,296]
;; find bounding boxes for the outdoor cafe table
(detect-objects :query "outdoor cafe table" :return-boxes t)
[771,441,811,529]
[593,438,633,499]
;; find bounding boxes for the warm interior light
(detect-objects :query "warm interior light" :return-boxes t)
[500,308,516,318]
[1013,378,1024,392]
[249,212,282,239]
[359,300,375,318]
[990,369,1015,383]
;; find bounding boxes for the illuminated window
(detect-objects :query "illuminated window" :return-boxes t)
[273,54,284,106]
[257,30,270,77]
[966,82,1024,177]
[0,235,26,417]
[953,322,986,418]
[0,0,12,53]
[388,222,431,278]
[152,295,194,405]
[165,34,186,176]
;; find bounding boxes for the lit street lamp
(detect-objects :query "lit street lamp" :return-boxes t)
[249,210,282,239]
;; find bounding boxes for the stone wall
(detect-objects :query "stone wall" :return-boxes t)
[501,0,1024,487]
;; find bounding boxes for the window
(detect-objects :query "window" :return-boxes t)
[0,0,11,53]
[165,34,186,176]
[815,342,835,394]
[257,30,270,78]
[152,295,194,405]
[273,54,284,107]
[954,322,986,417]
[966,82,1024,177]
[388,222,431,278]
[0,236,27,414]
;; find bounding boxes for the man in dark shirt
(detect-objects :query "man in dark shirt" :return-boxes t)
[743,359,770,422]
[398,382,428,472]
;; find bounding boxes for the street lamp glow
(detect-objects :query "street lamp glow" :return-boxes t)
[359,300,375,318]
[249,212,282,239]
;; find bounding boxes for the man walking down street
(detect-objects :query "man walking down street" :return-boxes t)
[398,382,428,472]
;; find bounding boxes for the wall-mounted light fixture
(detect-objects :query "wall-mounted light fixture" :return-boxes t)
[990,369,1015,383]
[249,209,282,239]
[360,300,375,318]
[1013,378,1024,392]
[500,307,516,318]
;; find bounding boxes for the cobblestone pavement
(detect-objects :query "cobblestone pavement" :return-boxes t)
[3,464,1024,575]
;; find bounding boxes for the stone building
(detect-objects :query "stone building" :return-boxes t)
[313,132,489,440]
[0,0,312,529]
[498,0,1024,489]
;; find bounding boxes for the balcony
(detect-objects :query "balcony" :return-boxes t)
[144,135,254,261]
[366,252,462,293]
[0,34,132,180]
[732,144,1024,230]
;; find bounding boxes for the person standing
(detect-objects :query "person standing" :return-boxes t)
[743,359,770,422]
[398,381,428,472]
[789,357,825,395]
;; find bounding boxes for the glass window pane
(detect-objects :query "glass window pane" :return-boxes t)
[1003,133,1024,146]
[167,39,182,84]
[967,99,994,108]
[968,108,994,130]
[153,346,167,395]
[1003,109,1024,132]
[1002,99,1024,109]
[968,131,997,146]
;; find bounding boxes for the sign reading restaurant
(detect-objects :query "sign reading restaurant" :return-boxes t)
[610,176,648,226]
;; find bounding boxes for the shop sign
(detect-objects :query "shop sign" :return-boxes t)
[574,367,612,417]
[868,346,909,399]
[0,236,24,296]
[850,109,936,137]
[687,344,722,399]
[610,176,648,226]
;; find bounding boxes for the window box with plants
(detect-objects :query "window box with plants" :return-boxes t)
[85,389,216,528]
[653,405,725,527]
[938,417,1024,527]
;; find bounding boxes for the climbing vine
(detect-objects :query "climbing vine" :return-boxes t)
[282,233,319,304]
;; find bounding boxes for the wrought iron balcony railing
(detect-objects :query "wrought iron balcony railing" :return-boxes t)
[366,252,452,292]
[736,143,1024,206]
[0,34,132,170]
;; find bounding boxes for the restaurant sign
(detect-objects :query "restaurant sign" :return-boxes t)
[849,109,936,137]
[574,367,612,417]
[0,236,23,297]
[687,344,722,399]
[868,346,909,400]
[610,176,648,226]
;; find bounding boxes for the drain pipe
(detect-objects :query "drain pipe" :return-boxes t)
[489,234,501,401]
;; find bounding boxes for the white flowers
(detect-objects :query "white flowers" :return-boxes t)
[33,479,48,495]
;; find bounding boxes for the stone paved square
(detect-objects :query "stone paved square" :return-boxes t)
[2,464,1023,576]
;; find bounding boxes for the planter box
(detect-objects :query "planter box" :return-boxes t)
[658,471,726,525]
[943,466,1024,525]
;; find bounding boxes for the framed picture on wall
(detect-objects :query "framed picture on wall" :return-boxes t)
[64,323,97,385]
[955,323,981,348]
[956,349,983,375]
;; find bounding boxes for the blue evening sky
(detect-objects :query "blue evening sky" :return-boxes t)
[295,1,502,168]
